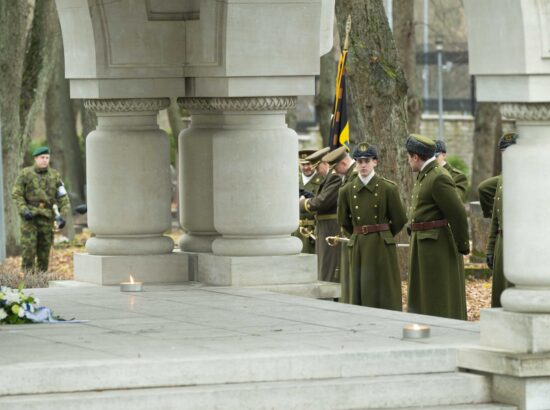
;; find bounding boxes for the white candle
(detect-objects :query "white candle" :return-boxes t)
[402,323,430,339]
[120,275,143,292]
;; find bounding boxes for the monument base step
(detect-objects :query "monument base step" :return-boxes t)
[0,372,494,409]
[73,252,189,285]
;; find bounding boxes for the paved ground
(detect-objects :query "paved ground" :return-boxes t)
[0,282,480,366]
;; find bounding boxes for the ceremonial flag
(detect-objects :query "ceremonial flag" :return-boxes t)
[328,49,350,150]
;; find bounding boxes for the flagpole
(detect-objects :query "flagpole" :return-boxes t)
[343,15,352,51]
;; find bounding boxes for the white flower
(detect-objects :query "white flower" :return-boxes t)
[0,309,7,320]
[4,289,21,304]
[34,297,40,306]
[17,306,25,318]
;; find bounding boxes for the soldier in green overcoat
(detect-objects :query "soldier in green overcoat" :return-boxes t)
[294,150,324,254]
[338,143,407,310]
[12,147,70,271]
[478,176,500,218]
[300,147,341,282]
[405,135,470,320]
[322,146,356,301]
[434,140,468,201]
[486,132,518,307]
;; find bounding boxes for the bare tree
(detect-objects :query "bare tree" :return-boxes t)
[470,102,502,200]
[393,0,422,134]
[335,0,412,197]
[0,0,60,255]
[46,20,85,207]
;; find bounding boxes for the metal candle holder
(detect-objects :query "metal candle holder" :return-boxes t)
[402,323,430,339]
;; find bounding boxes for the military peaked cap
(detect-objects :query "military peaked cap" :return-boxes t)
[322,146,348,165]
[299,149,317,164]
[32,146,49,157]
[405,134,436,158]
[498,132,519,151]
[305,147,330,167]
[434,139,447,154]
[352,142,378,160]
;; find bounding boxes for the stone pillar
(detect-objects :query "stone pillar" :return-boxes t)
[210,97,302,256]
[499,103,550,314]
[177,98,220,253]
[84,98,174,255]
[73,99,188,285]
[178,97,333,295]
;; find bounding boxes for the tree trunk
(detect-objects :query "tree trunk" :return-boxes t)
[393,0,422,134]
[335,0,412,196]
[316,21,339,145]
[0,1,34,256]
[470,102,502,200]
[0,0,61,255]
[46,30,85,207]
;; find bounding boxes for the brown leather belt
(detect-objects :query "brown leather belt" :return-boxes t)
[411,219,448,231]
[353,223,390,234]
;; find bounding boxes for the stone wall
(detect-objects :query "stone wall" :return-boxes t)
[420,114,515,177]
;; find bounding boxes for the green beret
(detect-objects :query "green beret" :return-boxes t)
[32,146,49,157]
[322,146,348,165]
[405,134,435,158]
[353,142,378,160]
[299,149,317,164]
[498,132,518,151]
[305,147,330,167]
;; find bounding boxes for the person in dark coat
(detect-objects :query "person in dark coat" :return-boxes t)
[295,149,324,254]
[338,142,407,310]
[300,147,341,282]
[434,140,468,201]
[406,135,470,320]
[486,132,518,307]
[322,146,356,299]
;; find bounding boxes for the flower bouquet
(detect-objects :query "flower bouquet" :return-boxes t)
[0,284,61,324]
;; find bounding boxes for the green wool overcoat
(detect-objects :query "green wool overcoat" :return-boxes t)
[478,175,500,219]
[408,160,469,320]
[295,171,324,254]
[487,176,509,307]
[443,162,468,201]
[338,173,407,310]
[300,171,342,282]
[338,163,357,303]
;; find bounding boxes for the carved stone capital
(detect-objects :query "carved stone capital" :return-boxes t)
[84,98,170,113]
[178,96,297,112]
[501,103,550,122]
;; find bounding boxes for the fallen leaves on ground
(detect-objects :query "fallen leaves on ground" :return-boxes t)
[401,277,491,321]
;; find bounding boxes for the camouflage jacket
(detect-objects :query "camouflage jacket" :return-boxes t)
[12,165,70,219]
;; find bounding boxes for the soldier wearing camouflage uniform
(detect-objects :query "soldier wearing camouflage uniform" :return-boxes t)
[12,147,70,271]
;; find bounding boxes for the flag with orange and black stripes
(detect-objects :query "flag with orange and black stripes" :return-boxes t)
[329,49,350,150]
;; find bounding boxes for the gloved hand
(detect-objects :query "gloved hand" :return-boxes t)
[23,210,33,221]
[486,254,494,270]
[55,215,66,229]
[75,204,87,215]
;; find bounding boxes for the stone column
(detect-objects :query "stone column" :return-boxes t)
[209,96,302,256]
[475,103,550,354]
[177,98,220,253]
[499,103,550,314]
[84,98,174,255]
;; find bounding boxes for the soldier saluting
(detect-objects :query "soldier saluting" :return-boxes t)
[12,146,70,272]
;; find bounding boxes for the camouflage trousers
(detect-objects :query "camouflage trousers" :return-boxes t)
[20,217,54,272]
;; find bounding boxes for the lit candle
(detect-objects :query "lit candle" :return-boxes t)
[120,275,143,292]
[402,323,430,339]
